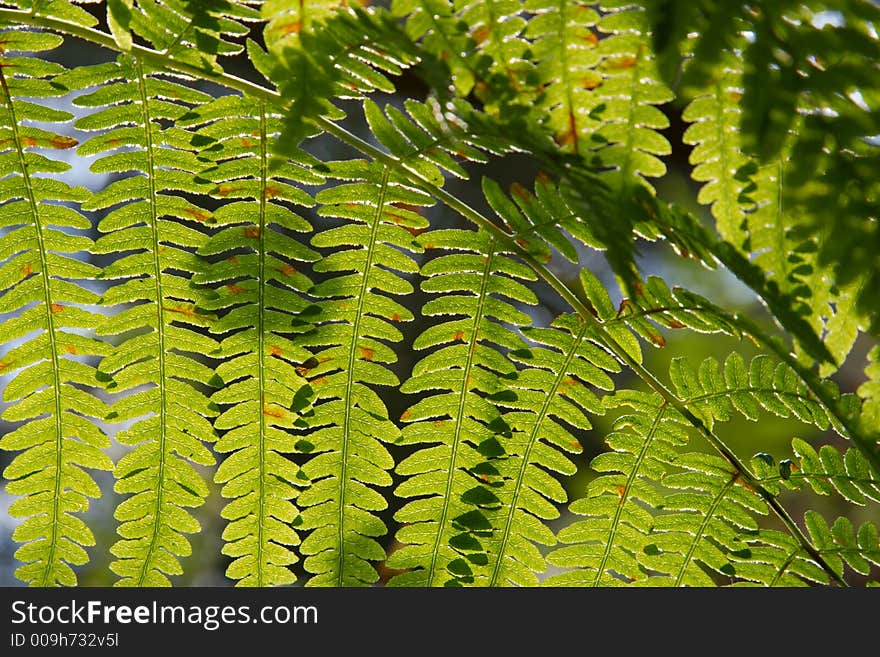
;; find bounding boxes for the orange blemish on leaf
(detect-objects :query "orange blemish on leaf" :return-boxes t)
[727,91,743,103]
[241,138,253,148]
[217,184,238,197]
[227,256,239,265]
[666,319,686,329]
[0,361,7,372]
[165,304,199,318]
[400,410,411,421]
[453,331,466,341]
[49,135,78,149]
[478,473,490,483]
[510,182,529,202]
[536,171,552,184]
[280,21,302,35]
[473,26,491,44]
[615,485,627,498]
[20,136,37,148]
[278,264,297,276]
[21,264,32,276]
[569,439,582,450]
[580,76,602,90]
[264,185,282,199]
[312,376,328,386]
[565,377,579,387]
[183,207,211,222]
[404,225,427,237]
[244,227,260,239]
[582,32,599,46]
[358,346,374,361]
[606,56,637,70]
[64,345,77,355]
[650,333,667,348]
[390,312,401,322]
[226,284,244,295]
[295,364,311,376]
[269,345,282,357]
[423,243,435,249]
[50,303,64,313]
[107,138,122,148]
[554,126,577,149]
[515,238,530,249]
[616,299,633,317]
[263,405,285,418]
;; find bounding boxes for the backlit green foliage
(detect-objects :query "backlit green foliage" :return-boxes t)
[0,0,877,588]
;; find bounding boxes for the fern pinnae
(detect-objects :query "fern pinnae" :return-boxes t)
[489,316,613,586]
[69,54,219,585]
[186,94,322,586]
[295,159,423,586]
[0,31,113,586]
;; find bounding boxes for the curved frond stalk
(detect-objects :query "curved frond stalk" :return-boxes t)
[389,226,537,586]
[294,160,425,586]
[0,30,113,586]
[65,55,220,586]
[184,94,323,586]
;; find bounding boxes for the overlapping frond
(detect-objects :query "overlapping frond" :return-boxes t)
[292,158,427,586]
[63,54,220,585]
[182,94,323,586]
[0,30,113,586]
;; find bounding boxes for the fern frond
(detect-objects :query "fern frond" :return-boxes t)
[859,346,880,443]
[488,312,619,585]
[391,0,475,95]
[750,438,880,508]
[0,30,113,586]
[63,54,220,586]
[668,353,830,432]
[546,390,686,586]
[389,223,538,586]
[641,452,767,586]
[804,512,880,582]
[108,0,257,69]
[0,0,99,27]
[184,94,323,586]
[256,6,420,150]
[293,158,427,586]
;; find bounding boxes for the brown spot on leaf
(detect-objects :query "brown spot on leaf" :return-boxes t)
[473,26,491,44]
[216,184,238,197]
[666,319,687,329]
[227,256,239,265]
[400,410,411,421]
[21,264,32,277]
[278,263,297,277]
[20,136,37,148]
[582,32,599,46]
[390,312,401,322]
[453,331,466,341]
[244,227,260,239]
[280,20,302,35]
[358,346,374,361]
[269,345,282,357]
[580,76,602,90]
[50,303,64,313]
[615,485,627,498]
[650,332,666,348]
[49,135,78,149]
[510,182,529,202]
[264,185,282,199]
[64,344,77,355]
[183,207,211,222]
[226,284,244,295]
[606,56,637,69]
[263,405,285,418]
